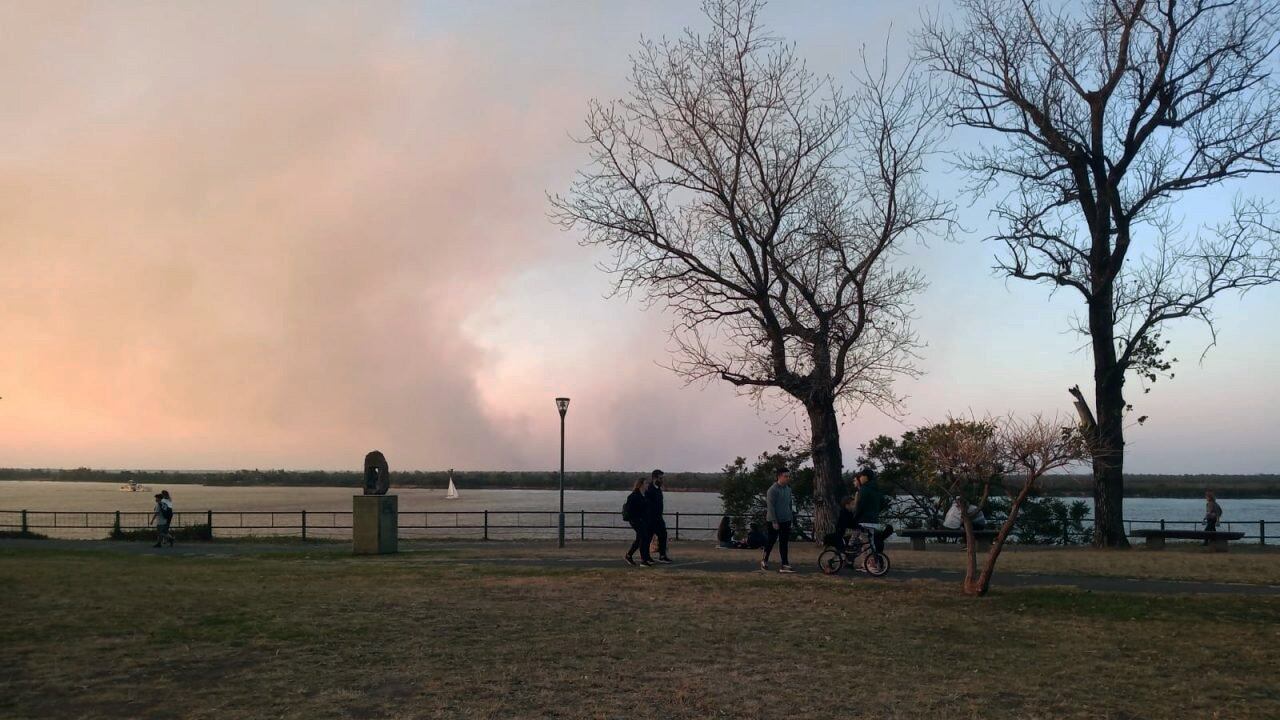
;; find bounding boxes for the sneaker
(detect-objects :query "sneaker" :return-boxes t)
[625,555,636,566]
[760,560,769,571]
[657,557,673,564]
[779,565,796,574]
[640,560,654,567]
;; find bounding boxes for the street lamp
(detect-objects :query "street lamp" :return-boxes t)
[555,397,570,548]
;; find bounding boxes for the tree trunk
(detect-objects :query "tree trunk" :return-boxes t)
[1089,290,1130,548]
[806,401,844,540]
[969,475,1036,596]
[1092,375,1128,547]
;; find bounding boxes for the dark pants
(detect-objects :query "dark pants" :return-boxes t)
[628,520,653,562]
[763,521,791,565]
[1204,517,1218,544]
[650,517,668,558]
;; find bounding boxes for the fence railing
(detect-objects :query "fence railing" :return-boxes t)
[0,509,740,542]
[0,508,1273,544]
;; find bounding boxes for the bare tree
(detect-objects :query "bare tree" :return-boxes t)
[920,415,1089,596]
[551,0,953,535]
[920,0,1280,546]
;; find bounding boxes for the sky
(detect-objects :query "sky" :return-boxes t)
[1,1,1277,474]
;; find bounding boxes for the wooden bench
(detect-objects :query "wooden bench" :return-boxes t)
[1130,529,1245,552]
[899,528,999,551]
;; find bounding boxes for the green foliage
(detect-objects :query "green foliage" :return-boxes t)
[719,446,815,538]
[987,497,1092,545]
[858,419,1004,527]
[858,432,940,526]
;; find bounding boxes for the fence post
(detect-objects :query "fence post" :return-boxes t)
[301,510,307,540]
[207,510,213,539]
[1261,519,1266,547]
[674,512,680,541]
[483,510,489,541]
[580,510,585,540]
[1160,518,1165,531]
[21,509,28,534]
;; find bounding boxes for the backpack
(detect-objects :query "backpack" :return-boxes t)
[160,502,174,522]
[621,502,631,523]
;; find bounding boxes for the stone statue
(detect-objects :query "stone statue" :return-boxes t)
[363,450,390,495]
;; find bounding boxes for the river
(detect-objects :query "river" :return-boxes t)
[3,481,1277,541]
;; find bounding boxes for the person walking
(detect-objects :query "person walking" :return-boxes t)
[151,492,174,548]
[761,467,795,573]
[1204,490,1223,545]
[645,469,672,563]
[624,478,653,566]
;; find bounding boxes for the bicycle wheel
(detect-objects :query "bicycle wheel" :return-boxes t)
[817,548,845,575]
[862,551,890,577]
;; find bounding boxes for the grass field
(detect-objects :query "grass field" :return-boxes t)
[3,543,1280,719]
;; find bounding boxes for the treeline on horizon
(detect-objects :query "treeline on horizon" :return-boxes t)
[1,467,1278,498]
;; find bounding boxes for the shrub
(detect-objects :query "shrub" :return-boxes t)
[719,446,815,539]
[987,496,1091,545]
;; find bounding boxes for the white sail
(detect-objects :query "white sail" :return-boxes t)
[445,477,459,499]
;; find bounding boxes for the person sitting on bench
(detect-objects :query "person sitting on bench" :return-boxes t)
[942,497,987,532]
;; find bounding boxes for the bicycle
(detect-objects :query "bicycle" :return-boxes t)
[817,525,892,577]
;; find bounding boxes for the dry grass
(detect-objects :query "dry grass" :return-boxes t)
[408,538,1280,586]
[3,545,1279,719]
[884,542,1280,586]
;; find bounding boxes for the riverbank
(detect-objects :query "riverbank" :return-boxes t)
[3,541,1278,719]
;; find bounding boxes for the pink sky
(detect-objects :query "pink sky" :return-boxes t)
[1,2,1277,473]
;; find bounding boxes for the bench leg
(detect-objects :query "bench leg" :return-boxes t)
[975,538,992,553]
[1146,535,1165,550]
[911,536,926,551]
[1209,539,1228,553]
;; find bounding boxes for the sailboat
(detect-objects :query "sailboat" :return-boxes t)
[445,469,459,500]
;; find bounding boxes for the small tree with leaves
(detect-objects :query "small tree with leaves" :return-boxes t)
[918,415,1089,596]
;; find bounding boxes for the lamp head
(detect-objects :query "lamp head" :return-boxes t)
[555,397,570,418]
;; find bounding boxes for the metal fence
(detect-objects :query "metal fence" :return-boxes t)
[0,509,737,541]
[0,508,1275,544]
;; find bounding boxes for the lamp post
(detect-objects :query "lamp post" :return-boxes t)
[555,397,570,548]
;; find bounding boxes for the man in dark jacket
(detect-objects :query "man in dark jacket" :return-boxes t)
[848,468,883,548]
[645,469,672,563]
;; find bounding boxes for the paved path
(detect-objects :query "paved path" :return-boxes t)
[4,538,1279,596]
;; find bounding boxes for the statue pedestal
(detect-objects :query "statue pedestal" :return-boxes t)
[353,495,398,554]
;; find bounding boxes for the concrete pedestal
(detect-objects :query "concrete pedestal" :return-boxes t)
[353,494,398,554]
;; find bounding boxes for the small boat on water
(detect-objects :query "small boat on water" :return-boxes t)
[119,480,152,492]
[445,470,459,500]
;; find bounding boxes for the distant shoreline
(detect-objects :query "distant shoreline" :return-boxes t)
[3,468,1278,498]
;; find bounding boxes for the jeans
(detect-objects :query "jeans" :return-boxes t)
[763,521,791,565]
[628,520,653,562]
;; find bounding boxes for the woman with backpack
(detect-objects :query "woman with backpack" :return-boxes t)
[623,478,653,566]
[151,491,175,548]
